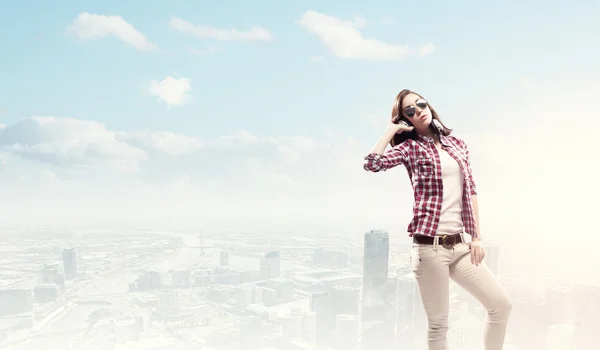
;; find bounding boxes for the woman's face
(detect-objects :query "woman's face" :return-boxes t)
[401,93,432,130]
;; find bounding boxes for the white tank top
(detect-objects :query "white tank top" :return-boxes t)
[436,149,464,235]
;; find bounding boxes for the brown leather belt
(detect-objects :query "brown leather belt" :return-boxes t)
[413,233,463,249]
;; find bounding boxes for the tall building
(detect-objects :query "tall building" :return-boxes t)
[311,291,334,342]
[396,272,427,349]
[39,263,65,287]
[362,230,389,305]
[260,251,280,280]
[62,248,77,280]
[361,230,393,350]
[220,251,229,267]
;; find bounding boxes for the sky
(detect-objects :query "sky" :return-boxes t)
[0,0,599,279]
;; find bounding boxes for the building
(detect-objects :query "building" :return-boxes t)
[311,290,334,341]
[260,251,280,280]
[62,248,77,280]
[395,272,427,348]
[362,230,389,304]
[0,288,33,316]
[361,230,393,350]
[336,315,359,350]
[220,251,229,267]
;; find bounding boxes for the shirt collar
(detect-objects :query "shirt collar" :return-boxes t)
[416,133,450,147]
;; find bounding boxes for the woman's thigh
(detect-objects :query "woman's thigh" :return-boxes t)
[410,244,451,318]
[448,250,511,310]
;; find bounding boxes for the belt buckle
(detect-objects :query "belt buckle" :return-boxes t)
[441,235,456,249]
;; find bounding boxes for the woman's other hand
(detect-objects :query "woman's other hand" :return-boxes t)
[469,241,485,266]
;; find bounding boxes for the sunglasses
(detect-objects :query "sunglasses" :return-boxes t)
[404,98,428,118]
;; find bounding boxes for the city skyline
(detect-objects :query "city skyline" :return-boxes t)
[1,228,596,349]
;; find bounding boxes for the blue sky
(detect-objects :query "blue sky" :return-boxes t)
[1,0,598,140]
[0,1,599,281]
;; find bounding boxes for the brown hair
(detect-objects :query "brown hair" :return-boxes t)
[390,89,452,147]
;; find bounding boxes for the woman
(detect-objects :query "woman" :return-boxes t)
[363,89,512,350]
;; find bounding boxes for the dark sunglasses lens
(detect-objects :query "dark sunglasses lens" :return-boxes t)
[405,106,416,117]
[416,102,427,109]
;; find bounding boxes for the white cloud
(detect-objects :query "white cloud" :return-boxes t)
[0,117,147,171]
[149,76,192,107]
[116,131,202,156]
[297,11,423,61]
[170,17,273,42]
[67,12,157,51]
[0,78,598,283]
[188,46,220,56]
[419,43,436,56]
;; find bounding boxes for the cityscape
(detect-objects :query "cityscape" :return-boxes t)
[0,228,596,350]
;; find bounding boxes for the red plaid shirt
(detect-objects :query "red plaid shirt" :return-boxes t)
[363,134,478,238]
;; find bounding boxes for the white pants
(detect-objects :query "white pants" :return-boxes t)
[410,238,512,350]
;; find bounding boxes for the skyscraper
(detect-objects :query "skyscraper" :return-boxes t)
[362,230,389,305]
[361,230,393,350]
[260,251,280,280]
[396,272,427,349]
[62,248,77,280]
[219,250,229,267]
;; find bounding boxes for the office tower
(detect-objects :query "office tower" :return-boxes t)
[62,248,77,280]
[362,230,389,304]
[260,251,280,280]
[220,250,229,267]
[39,263,65,287]
[396,272,427,349]
[311,291,334,342]
[361,230,393,350]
